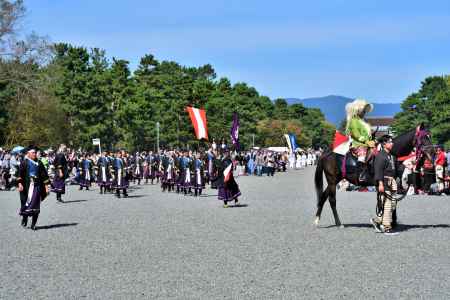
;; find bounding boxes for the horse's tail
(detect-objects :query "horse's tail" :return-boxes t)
[314,153,325,203]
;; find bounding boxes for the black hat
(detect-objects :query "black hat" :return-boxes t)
[378,135,393,144]
[24,145,39,153]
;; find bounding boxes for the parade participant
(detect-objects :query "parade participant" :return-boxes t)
[160,151,169,192]
[17,146,50,230]
[156,151,164,184]
[175,151,183,193]
[149,151,158,185]
[122,150,133,184]
[192,153,205,196]
[163,152,177,192]
[97,151,111,194]
[181,151,193,195]
[113,150,129,198]
[345,99,376,182]
[371,135,398,235]
[301,151,307,169]
[78,153,93,191]
[206,148,215,184]
[307,152,313,166]
[217,150,241,208]
[133,152,143,185]
[51,144,68,202]
[435,146,446,195]
[142,151,150,184]
[295,151,301,169]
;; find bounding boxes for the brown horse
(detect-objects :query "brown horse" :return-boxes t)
[313,125,434,227]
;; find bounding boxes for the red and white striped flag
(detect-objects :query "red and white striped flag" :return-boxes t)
[332,130,351,155]
[186,106,208,140]
[223,163,233,183]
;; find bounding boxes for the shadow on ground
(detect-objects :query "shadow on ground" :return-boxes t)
[60,200,88,204]
[328,223,450,232]
[35,223,78,230]
[122,195,146,198]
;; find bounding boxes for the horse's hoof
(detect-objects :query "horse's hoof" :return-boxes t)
[339,224,345,229]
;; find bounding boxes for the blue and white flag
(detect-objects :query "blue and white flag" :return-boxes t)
[284,133,299,153]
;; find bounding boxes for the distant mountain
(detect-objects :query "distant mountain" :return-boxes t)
[285,95,402,126]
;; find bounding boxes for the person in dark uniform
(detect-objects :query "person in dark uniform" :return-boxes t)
[97,151,111,194]
[18,146,50,230]
[113,150,129,198]
[78,153,93,191]
[371,135,398,235]
[51,144,68,202]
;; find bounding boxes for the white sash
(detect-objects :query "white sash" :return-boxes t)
[185,168,191,183]
[167,165,172,180]
[196,169,201,185]
[26,178,35,206]
[101,166,106,181]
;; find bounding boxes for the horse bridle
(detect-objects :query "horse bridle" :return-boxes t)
[413,130,433,163]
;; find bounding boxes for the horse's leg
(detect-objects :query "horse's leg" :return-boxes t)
[328,184,343,227]
[314,187,330,226]
[393,210,398,227]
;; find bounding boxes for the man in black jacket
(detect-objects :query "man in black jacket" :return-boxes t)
[371,135,398,235]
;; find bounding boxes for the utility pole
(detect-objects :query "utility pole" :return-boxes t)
[156,122,160,152]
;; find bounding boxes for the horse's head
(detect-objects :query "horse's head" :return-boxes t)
[414,124,435,163]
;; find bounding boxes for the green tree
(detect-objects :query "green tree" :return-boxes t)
[392,76,450,147]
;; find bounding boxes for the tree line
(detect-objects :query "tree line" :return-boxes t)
[391,75,450,149]
[0,1,335,151]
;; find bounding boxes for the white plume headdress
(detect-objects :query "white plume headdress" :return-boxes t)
[345,98,373,130]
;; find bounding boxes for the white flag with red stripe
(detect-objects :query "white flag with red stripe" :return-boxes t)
[332,130,351,155]
[186,106,208,140]
[223,163,233,183]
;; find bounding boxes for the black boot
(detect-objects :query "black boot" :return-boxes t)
[56,193,63,203]
[30,215,38,230]
[21,216,28,228]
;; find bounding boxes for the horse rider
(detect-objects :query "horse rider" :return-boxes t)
[371,135,398,235]
[345,98,376,182]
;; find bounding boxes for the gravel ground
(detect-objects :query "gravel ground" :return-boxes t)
[0,167,449,299]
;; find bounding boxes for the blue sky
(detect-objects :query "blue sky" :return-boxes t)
[24,0,450,103]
